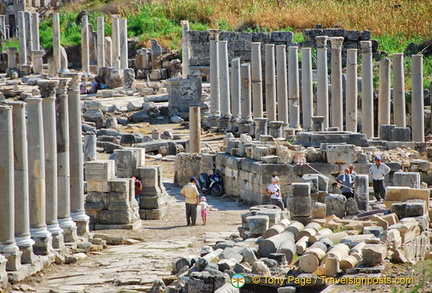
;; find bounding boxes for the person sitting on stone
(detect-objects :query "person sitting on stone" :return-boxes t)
[88,75,106,94]
[265,176,284,210]
[336,168,355,199]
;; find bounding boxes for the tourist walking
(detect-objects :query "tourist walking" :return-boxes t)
[200,196,209,226]
[336,168,355,199]
[265,176,284,210]
[369,156,390,202]
[180,177,200,226]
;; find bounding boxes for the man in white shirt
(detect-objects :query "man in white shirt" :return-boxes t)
[265,176,284,210]
[369,156,391,202]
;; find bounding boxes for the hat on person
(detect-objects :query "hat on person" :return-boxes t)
[200,196,206,202]
[375,156,381,161]
[271,176,280,182]
[190,177,198,182]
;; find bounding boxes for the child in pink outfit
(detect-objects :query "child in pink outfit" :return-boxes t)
[200,196,209,225]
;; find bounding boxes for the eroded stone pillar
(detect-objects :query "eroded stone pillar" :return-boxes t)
[301,48,313,130]
[27,98,53,255]
[229,57,241,131]
[209,29,221,123]
[111,15,120,68]
[81,15,90,74]
[68,73,89,235]
[55,77,78,243]
[31,12,40,51]
[32,50,44,74]
[18,12,27,66]
[218,40,231,127]
[7,47,18,72]
[346,49,358,132]
[105,36,112,67]
[53,13,61,74]
[392,53,406,127]
[276,45,288,126]
[316,36,329,129]
[251,42,263,119]
[120,18,128,69]
[83,132,97,162]
[181,20,190,78]
[240,63,252,133]
[0,105,22,271]
[330,37,344,130]
[378,57,391,135]
[361,41,374,138]
[189,106,201,153]
[265,44,276,121]
[24,12,33,65]
[288,46,300,129]
[97,17,105,68]
[412,54,424,142]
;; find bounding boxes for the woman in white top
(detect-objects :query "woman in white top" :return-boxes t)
[265,176,284,210]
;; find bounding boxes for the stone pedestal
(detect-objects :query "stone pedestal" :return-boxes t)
[251,42,263,119]
[411,54,424,142]
[392,53,405,127]
[209,29,221,118]
[268,121,284,138]
[105,37,113,67]
[218,40,231,120]
[316,36,329,130]
[0,105,23,271]
[312,116,325,132]
[97,17,105,68]
[217,116,229,130]
[276,45,288,125]
[288,46,300,129]
[265,44,276,121]
[361,41,374,138]
[84,132,97,162]
[330,37,344,130]
[254,118,268,140]
[238,121,251,135]
[7,47,18,73]
[190,106,201,154]
[181,20,190,78]
[301,47,313,130]
[32,50,44,74]
[27,98,53,255]
[346,49,358,132]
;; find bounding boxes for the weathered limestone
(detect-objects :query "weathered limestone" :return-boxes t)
[120,18,128,69]
[39,80,65,249]
[53,13,61,74]
[24,12,33,65]
[251,42,263,119]
[0,105,23,271]
[97,17,105,68]
[81,15,90,73]
[32,50,44,74]
[55,78,78,243]
[265,44,277,121]
[316,36,329,129]
[181,20,190,78]
[190,106,201,154]
[392,53,406,127]
[105,37,113,67]
[247,215,269,237]
[31,12,40,51]
[218,40,231,123]
[240,63,252,133]
[7,47,18,73]
[18,11,27,66]
[254,118,268,140]
[8,102,35,264]
[209,30,221,121]
[288,46,300,129]
[330,37,344,130]
[411,54,424,142]
[111,15,121,68]
[354,175,369,211]
[360,41,373,138]
[301,47,313,130]
[27,98,53,255]
[84,132,97,162]
[259,231,295,257]
[393,171,420,188]
[378,57,391,135]
[325,194,346,218]
[276,45,288,126]
[230,58,241,128]
[68,73,90,235]
[346,49,358,132]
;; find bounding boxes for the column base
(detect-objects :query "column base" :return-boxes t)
[71,212,90,236]
[254,118,268,141]
[248,121,256,137]
[58,218,78,243]
[0,243,22,271]
[47,224,65,249]
[30,227,53,255]
[238,121,252,134]
[217,116,230,131]
[227,118,240,133]
[15,236,36,264]
[208,115,220,127]
[268,121,284,138]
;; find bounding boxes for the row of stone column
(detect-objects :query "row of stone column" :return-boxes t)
[0,73,89,271]
[12,11,41,70]
[205,32,425,142]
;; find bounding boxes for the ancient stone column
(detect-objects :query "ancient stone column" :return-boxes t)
[97,17,105,68]
[346,49,358,132]
[181,20,190,78]
[354,175,369,211]
[218,40,231,128]
[32,50,44,74]
[412,54,424,142]
[24,12,33,65]
[301,47,313,130]
[105,36,112,67]
[378,57,391,135]
[288,46,300,129]
[83,132,97,162]
[39,80,64,249]
[18,11,27,66]
[392,53,406,127]
[276,45,288,126]
[0,15,5,40]
[111,15,120,68]
[251,42,263,119]
[265,44,277,121]
[7,47,18,71]
[254,118,268,140]
[189,106,201,153]
[316,36,329,129]
[8,102,35,264]
[27,98,53,255]
[55,77,78,243]
[81,15,90,74]
[31,12,40,50]
[209,29,221,124]
[240,63,252,133]
[0,105,22,271]
[53,13,61,74]
[120,18,128,69]
[229,57,241,131]
[330,37,344,130]
[68,73,89,236]
[361,41,374,138]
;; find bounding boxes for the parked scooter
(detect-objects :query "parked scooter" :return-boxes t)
[198,165,224,196]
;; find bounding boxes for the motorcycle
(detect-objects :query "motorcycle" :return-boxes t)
[198,165,224,196]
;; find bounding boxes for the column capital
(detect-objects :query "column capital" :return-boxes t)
[7,47,18,54]
[208,29,221,41]
[37,80,59,98]
[61,72,83,91]
[54,78,71,97]
[315,36,328,48]
[360,41,372,53]
[180,20,189,28]
[329,37,344,50]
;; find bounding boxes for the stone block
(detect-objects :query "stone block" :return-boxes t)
[379,124,395,141]
[261,155,279,163]
[393,172,421,188]
[311,202,326,219]
[381,213,399,226]
[370,214,388,230]
[401,188,430,207]
[114,148,145,178]
[301,174,329,193]
[87,181,110,193]
[325,194,347,218]
[291,183,311,197]
[405,200,427,217]
[188,271,227,293]
[326,144,357,164]
[247,215,269,237]
[385,187,404,201]
[141,204,168,220]
[391,127,411,141]
[85,191,108,210]
[340,234,375,248]
[85,160,116,181]
[363,226,384,238]
[287,196,311,217]
[109,179,131,194]
[391,202,406,217]
[294,163,339,176]
[97,210,133,224]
